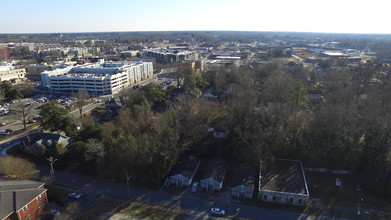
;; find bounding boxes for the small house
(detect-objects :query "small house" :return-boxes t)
[22,132,74,156]
[168,155,200,187]
[231,163,256,200]
[200,158,229,192]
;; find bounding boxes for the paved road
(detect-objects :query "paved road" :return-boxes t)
[37,167,348,220]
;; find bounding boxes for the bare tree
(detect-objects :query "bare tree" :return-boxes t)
[14,101,35,130]
[85,138,105,170]
[72,88,90,117]
[0,156,39,179]
[55,202,80,220]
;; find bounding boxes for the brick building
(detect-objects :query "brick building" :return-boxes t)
[0,47,11,60]
[0,180,48,220]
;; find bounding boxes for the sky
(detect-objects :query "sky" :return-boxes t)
[1,0,390,34]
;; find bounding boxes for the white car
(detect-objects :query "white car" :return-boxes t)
[49,209,61,216]
[0,130,10,136]
[210,208,225,216]
[191,182,199,192]
[68,192,81,199]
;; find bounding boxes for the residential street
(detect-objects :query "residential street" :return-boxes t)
[0,115,351,220]
[37,166,348,220]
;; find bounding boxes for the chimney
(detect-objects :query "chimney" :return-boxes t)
[13,191,17,212]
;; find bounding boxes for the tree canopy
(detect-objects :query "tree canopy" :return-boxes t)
[39,101,72,132]
[0,81,23,101]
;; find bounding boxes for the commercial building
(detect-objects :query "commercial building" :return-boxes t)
[41,60,153,95]
[0,180,48,220]
[259,158,310,206]
[0,63,26,83]
[146,48,198,63]
[0,46,11,60]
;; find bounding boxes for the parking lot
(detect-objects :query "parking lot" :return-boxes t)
[153,73,178,88]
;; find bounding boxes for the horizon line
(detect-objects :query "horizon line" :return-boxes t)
[1,30,391,35]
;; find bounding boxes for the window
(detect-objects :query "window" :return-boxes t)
[289,198,293,203]
[38,203,45,209]
[263,195,267,200]
[299,199,302,204]
[272,196,276,201]
[22,205,29,212]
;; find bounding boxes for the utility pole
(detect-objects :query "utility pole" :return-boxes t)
[47,157,57,177]
[126,172,131,197]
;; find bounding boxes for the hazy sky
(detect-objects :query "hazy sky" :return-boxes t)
[1,0,390,34]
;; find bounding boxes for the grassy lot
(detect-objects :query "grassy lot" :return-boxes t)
[306,172,391,217]
[46,185,70,201]
[79,198,124,220]
[79,198,191,220]
[115,200,188,220]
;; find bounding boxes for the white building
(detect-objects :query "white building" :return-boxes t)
[41,60,153,95]
[0,62,26,82]
[259,158,310,206]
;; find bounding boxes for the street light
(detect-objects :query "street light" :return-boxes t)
[126,172,131,197]
[47,157,57,177]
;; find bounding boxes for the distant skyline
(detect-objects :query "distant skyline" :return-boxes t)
[1,0,391,34]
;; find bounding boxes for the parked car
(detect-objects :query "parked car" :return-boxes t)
[191,182,199,193]
[355,183,362,191]
[0,130,10,136]
[210,208,225,216]
[0,122,5,126]
[68,192,82,199]
[49,209,61,216]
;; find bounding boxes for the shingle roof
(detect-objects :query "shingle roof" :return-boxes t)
[200,157,228,183]
[170,155,200,179]
[27,132,73,147]
[232,163,256,189]
[0,180,46,219]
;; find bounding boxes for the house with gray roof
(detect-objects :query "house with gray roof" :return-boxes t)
[200,157,229,192]
[23,132,74,156]
[169,155,201,187]
[231,163,256,200]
